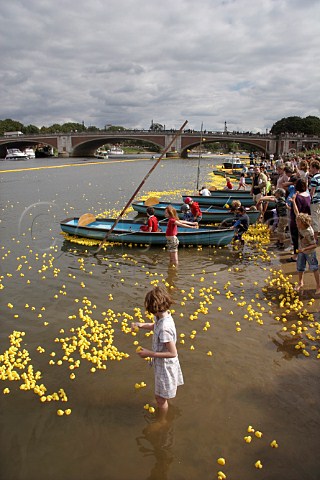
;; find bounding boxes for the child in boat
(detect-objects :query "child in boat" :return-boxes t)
[184,197,202,222]
[224,177,233,190]
[140,207,159,232]
[132,285,184,416]
[180,204,194,221]
[199,185,211,196]
[165,205,198,266]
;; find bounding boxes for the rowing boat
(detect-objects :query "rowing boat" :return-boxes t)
[182,194,255,207]
[132,201,260,224]
[60,218,235,246]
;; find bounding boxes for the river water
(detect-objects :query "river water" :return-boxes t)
[0,156,319,480]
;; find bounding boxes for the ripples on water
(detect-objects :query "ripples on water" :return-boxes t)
[0,157,319,480]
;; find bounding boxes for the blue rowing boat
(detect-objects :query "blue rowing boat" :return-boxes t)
[60,218,235,246]
[132,201,260,224]
[182,194,255,207]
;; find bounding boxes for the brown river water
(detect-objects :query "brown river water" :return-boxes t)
[0,156,319,480]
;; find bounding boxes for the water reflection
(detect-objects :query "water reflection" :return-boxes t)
[271,332,303,360]
[136,407,181,480]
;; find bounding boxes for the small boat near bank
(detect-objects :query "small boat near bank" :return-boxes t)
[5,148,29,160]
[60,218,235,247]
[222,157,246,169]
[182,193,255,207]
[182,194,275,209]
[132,201,260,224]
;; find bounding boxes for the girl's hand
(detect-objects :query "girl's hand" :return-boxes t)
[131,322,140,331]
[137,347,153,358]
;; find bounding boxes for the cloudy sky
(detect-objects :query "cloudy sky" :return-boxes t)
[1,0,319,133]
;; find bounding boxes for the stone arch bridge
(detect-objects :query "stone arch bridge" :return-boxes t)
[1,130,319,158]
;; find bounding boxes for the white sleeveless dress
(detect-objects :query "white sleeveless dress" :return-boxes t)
[152,313,184,399]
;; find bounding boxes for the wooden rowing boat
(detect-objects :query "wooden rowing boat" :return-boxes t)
[182,194,256,207]
[60,217,235,247]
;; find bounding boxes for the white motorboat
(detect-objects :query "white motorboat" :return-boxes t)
[5,148,29,160]
[24,147,36,159]
[222,157,245,169]
[107,146,124,155]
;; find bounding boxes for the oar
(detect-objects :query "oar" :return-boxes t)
[144,196,160,206]
[93,120,188,255]
[78,213,96,227]
[223,195,231,208]
[79,196,159,228]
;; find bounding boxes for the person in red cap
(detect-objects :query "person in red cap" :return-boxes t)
[184,197,202,222]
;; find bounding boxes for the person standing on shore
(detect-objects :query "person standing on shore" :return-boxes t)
[287,180,311,262]
[291,199,320,295]
[309,159,320,243]
[165,205,198,266]
[257,188,288,249]
[132,286,184,416]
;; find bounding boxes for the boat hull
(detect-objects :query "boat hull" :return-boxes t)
[5,148,28,160]
[132,201,260,224]
[60,218,235,246]
[182,194,255,207]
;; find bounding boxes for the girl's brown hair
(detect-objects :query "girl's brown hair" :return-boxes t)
[298,160,308,172]
[296,213,312,228]
[144,286,173,314]
[165,205,179,219]
[295,178,307,193]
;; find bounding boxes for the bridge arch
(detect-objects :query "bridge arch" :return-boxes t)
[71,134,165,157]
[0,138,57,158]
[180,137,270,158]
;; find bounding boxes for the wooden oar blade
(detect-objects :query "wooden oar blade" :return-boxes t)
[78,213,96,227]
[144,196,160,206]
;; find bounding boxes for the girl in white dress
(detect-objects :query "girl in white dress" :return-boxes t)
[132,286,183,414]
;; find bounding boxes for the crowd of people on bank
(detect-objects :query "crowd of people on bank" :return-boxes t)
[255,155,320,294]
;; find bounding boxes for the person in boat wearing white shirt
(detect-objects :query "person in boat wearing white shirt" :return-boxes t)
[199,185,211,196]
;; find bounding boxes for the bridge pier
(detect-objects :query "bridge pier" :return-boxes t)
[57,136,72,157]
[164,134,181,157]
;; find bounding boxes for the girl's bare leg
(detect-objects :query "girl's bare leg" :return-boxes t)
[156,395,169,422]
[169,251,178,266]
[295,272,304,291]
[313,270,320,294]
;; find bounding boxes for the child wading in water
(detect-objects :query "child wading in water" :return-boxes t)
[165,205,198,266]
[132,286,183,415]
[292,195,320,294]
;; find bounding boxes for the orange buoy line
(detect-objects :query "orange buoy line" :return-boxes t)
[0,157,150,174]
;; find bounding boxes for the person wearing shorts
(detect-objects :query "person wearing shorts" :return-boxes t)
[165,205,198,266]
[291,198,320,295]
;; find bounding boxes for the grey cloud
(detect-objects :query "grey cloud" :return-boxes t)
[0,0,319,132]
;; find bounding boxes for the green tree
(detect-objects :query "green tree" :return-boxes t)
[270,116,320,135]
[0,118,24,135]
[24,124,40,134]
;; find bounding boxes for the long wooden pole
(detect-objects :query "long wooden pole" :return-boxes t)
[93,120,188,254]
[196,122,203,192]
